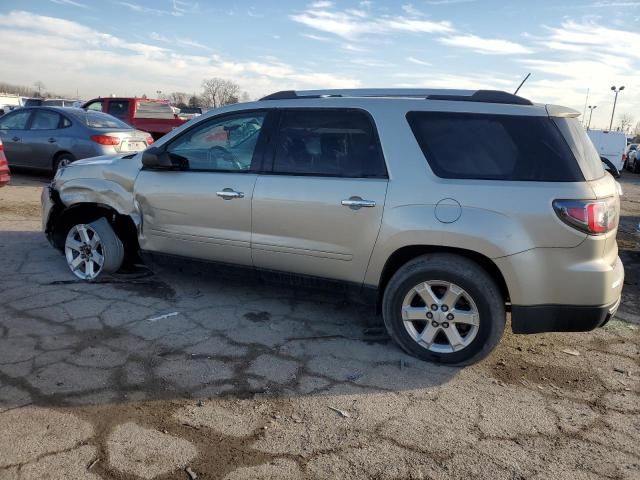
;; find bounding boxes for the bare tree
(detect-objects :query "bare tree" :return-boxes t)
[201,78,241,109]
[240,91,252,103]
[33,80,45,97]
[188,95,201,108]
[617,113,634,134]
[169,91,189,108]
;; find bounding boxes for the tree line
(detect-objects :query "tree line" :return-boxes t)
[166,78,252,109]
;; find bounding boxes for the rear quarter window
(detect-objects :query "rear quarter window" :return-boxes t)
[406,111,584,182]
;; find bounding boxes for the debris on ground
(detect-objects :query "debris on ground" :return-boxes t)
[613,367,627,374]
[186,466,198,479]
[148,312,179,322]
[87,459,99,470]
[561,348,581,356]
[328,406,350,418]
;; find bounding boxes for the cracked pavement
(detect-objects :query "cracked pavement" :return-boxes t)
[0,172,639,479]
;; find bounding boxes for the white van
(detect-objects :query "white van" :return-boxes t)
[587,129,627,170]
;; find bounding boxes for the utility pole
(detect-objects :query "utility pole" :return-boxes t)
[587,105,597,129]
[582,88,589,127]
[609,86,625,131]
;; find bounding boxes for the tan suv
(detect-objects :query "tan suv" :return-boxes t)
[42,89,624,364]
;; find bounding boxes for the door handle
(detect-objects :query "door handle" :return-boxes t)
[48,138,56,143]
[342,197,376,209]
[11,136,20,142]
[216,189,244,200]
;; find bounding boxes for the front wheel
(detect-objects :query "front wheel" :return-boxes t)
[64,218,124,280]
[382,254,505,365]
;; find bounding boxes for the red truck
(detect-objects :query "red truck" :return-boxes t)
[82,97,186,140]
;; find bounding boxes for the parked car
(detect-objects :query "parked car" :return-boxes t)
[0,138,10,187]
[624,143,638,172]
[23,98,43,107]
[0,107,153,173]
[42,88,623,365]
[42,98,79,108]
[82,97,186,140]
[177,106,202,121]
[586,129,626,171]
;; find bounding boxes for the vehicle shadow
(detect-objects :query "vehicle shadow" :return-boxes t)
[0,230,461,412]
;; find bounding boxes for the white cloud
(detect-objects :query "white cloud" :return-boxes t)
[439,34,534,55]
[311,1,333,7]
[401,4,422,16]
[0,11,360,99]
[406,56,432,66]
[50,0,88,8]
[290,8,453,40]
[118,1,183,17]
[302,33,331,41]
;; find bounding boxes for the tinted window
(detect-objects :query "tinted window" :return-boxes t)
[83,111,131,129]
[553,118,604,181]
[31,110,61,130]
[86,101,103,112]
[407,111,584,182]
[167,112,265,172]
[107,100,129,120]
[272,109,386,178]
[24,99,42,107]
[0,110,31,130]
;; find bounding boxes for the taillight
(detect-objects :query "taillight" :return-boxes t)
[90,135,120,146]
[553,198,619,235]
[146,136,154,145]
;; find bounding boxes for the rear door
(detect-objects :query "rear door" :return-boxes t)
[251,108,388,284]
[134,110,272,266]
[0,109,33,167]
[28,109,70,169]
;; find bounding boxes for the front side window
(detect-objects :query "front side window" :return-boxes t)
[107,100,129,120]
[0,110,31,130]
[167,112,266,172]
[407,111,584,182]
[272,109,386,178]
[30,110,62,130]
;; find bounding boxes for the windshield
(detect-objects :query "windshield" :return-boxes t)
[552,117,605,181]
[83,111,131,129]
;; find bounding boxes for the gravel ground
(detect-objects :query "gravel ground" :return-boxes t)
[0,170,638,480]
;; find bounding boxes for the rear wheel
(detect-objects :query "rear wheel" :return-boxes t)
[64,218,124,280]
[53,153,75,174]
[382,254,505,365]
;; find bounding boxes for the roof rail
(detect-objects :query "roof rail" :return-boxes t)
[259,89,532,106]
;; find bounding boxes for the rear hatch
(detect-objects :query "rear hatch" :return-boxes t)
[548,106,620,260]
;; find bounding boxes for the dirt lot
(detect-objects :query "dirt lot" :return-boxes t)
[0,171,639,480]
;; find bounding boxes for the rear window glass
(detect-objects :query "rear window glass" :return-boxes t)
[554,118,605,181]
[107,100,129,120]
[407,111,584,182]
[84,111,130,129]
[134,101,175,119]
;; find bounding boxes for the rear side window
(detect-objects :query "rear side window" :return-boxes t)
[272,109,387,178]
[407,111,584,182]
[107,100,129,120]
[553,118,605,181]
[134,101,175,119]
[30,110,62,130]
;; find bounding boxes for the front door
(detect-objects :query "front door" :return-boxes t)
[0,109,33,167]
[251,108,389,284]
[134,110,270,266]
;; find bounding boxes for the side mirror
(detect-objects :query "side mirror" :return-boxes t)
[141,147,185,170]
[600,156,621,179]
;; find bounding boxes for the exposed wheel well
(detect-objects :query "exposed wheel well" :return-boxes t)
[50,203,139,262]
[377,245,510,310]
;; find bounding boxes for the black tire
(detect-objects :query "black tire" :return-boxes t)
[633,158,640,174]
[53,153,75,174]
[382,254,505,365]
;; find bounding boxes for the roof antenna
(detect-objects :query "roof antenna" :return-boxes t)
[514,73,531,95]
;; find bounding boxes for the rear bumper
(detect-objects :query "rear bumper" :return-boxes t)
[511,296,621,334]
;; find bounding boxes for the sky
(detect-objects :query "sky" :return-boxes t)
[0,0,638,130]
